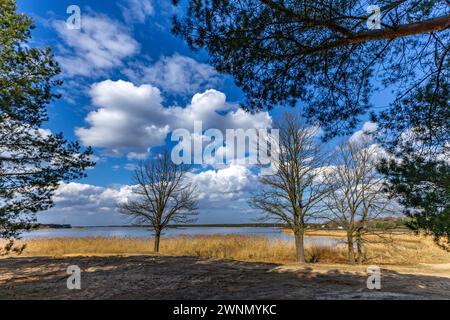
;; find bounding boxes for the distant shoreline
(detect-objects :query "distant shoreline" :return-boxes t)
[33,223,411,232]
[69,224,290,229]
[32,224,72,230]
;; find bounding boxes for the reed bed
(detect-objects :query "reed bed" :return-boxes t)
[3,233,450,265]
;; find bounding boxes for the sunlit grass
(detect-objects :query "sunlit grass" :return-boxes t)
[3,233,450,265]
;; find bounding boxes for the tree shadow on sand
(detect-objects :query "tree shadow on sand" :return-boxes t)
[0,256,449,300]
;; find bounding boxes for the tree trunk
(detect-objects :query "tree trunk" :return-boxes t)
[154,231,161,254]
[294,228,306,263]
[347,233,356,265]
[356,235,364,265]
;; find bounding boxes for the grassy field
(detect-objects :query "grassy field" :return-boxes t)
[5,232,450,266]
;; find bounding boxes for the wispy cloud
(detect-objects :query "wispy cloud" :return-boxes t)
[53,13,139,77]
[124,54,222,96]
[118,0,154,24]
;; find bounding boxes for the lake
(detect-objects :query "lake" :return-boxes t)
[23,226,340,246]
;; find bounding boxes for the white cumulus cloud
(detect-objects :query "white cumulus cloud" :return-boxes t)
[38,164,260,225]
[76,80,272,159]
[186,163,258,202]
[38,182,134,225]
[349,121,378,144]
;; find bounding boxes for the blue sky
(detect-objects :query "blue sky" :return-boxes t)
[17,0,390,226]
[18,0,244,186]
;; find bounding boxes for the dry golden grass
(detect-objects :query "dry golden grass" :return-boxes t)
[361,233,450,265]
[4,232,450,266]
[8,236,294,263]
[288,230,450,264]
[282,228,349,238]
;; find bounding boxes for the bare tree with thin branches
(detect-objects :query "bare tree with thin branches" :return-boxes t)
[120,151,199,254]
[323,137,393,264]
[250,112,330,263]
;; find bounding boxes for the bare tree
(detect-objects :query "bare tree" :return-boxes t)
[323,137,393,264]
[250,113,329,263]
[120,151,199,254]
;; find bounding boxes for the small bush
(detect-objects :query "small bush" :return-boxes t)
[305,245,340,263]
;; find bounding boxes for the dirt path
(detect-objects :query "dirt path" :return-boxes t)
[0,256,449,299]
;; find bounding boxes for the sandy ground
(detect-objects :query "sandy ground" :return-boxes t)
[0,256,449,300]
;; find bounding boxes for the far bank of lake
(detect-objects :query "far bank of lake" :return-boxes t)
[23,226,341,246]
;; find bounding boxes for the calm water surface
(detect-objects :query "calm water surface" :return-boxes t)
[23,227,340,246]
